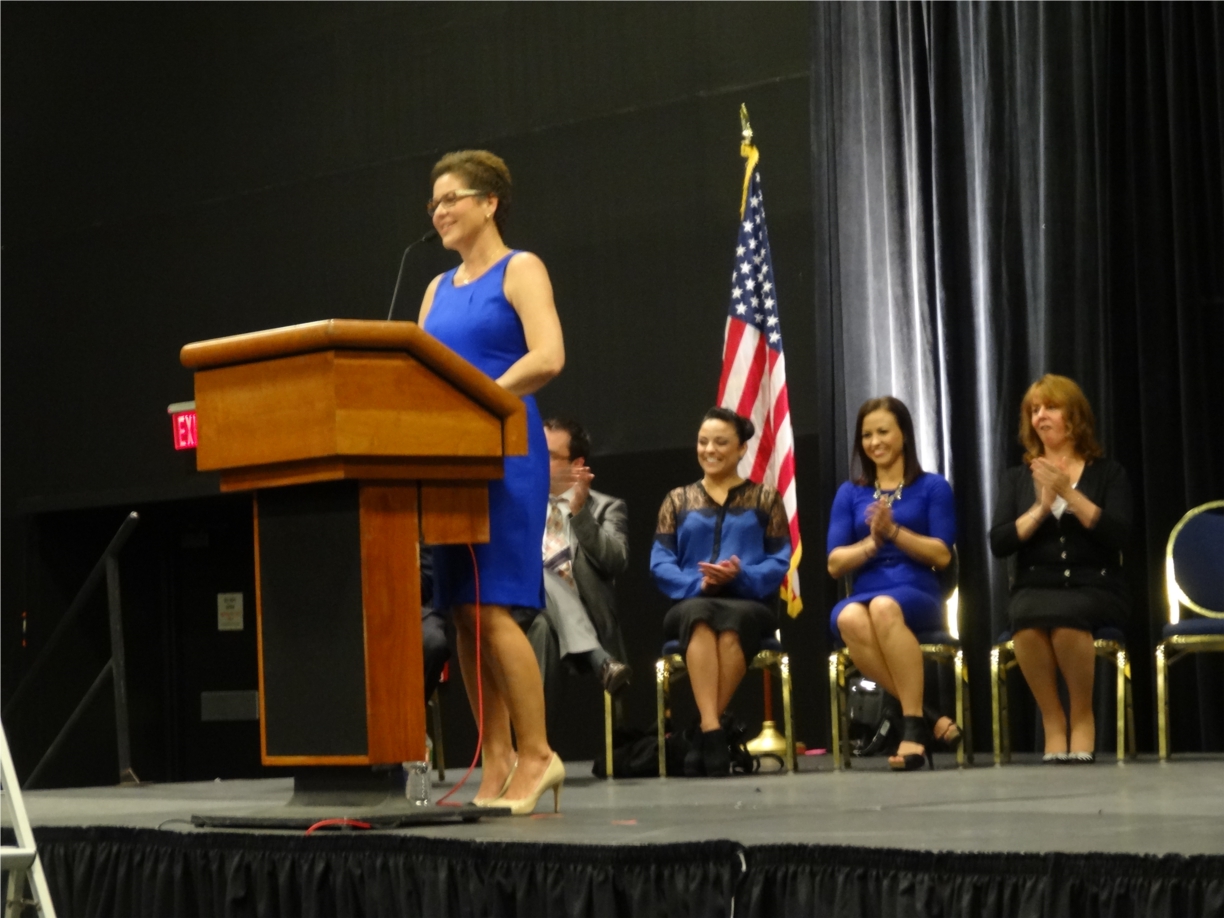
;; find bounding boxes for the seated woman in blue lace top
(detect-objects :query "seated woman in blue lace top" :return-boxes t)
[826,397,958,771]
[651,408,792,777]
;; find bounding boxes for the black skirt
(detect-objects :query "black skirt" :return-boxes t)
[662,597,777,660]
[1008,586,1128,634]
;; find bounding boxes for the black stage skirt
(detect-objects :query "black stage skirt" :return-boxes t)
[1008,586,1128,634]
[662,597,777,660]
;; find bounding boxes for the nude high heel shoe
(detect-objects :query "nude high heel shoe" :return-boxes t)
[503,753,565,816]
[472,759,516,807]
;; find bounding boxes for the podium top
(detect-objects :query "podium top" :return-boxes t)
[181,319,526,430]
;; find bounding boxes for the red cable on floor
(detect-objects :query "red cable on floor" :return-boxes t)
[304,818,371,835]
[436,544,483,807]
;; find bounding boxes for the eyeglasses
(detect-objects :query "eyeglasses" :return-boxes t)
[426,189,485,216]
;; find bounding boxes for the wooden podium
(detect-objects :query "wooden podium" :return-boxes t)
[181,319,526,770]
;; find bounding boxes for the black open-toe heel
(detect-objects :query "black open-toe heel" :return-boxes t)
[924,704,963,752]
[890,716,934,772]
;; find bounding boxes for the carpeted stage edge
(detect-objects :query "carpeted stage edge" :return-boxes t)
[25,825,1224,917]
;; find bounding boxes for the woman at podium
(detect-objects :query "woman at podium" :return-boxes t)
[418,150,566,815]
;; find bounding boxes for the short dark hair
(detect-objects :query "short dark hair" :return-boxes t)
[430,150,512,234]
[702,407,755,444]
[852,396,924,486]
[543,417,591,462]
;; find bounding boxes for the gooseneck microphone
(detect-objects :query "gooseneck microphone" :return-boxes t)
[386,229,440,321]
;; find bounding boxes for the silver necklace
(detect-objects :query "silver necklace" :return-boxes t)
[873,479,903,506]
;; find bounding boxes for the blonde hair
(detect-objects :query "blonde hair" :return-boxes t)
[1018,374,1103,464]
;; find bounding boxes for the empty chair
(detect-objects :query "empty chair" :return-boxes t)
[1155,500,1224,760]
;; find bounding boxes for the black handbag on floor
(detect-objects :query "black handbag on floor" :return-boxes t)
[847,676,902,757]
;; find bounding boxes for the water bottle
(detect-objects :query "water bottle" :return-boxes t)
[403,759,431,806]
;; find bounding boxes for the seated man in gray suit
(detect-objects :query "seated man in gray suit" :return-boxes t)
[530,417,632,694]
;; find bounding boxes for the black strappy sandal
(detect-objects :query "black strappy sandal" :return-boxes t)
[924,704,963,752]
[890,716,934,772]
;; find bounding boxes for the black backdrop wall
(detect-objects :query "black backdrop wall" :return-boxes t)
[2,2,1219,787]
[1,2,824,784]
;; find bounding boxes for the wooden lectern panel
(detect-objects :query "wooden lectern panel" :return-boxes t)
[182,319,529,459]
[196,350,503,472]
[359,482,425,764]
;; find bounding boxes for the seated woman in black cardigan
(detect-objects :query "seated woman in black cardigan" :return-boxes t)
[990,375,1132,763]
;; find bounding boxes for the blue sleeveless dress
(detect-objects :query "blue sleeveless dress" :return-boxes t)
[422,251,548,611]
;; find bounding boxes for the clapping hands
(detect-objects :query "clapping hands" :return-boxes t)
[865,499,897,543]
[1029,455,1070,507]
[698,556,741,593]
[550,463,594,513]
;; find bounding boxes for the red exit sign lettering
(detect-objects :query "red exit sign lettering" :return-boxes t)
[167,401,198,450]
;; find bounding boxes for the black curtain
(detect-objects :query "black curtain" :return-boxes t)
[30,827,1224,918]
[35,827,744,918]
[811,1,1224,752]
[740,844,1224,918]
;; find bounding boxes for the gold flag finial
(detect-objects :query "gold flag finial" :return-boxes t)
[738,104,759,218]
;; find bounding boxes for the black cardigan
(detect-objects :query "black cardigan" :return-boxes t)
[989,457,1132,597]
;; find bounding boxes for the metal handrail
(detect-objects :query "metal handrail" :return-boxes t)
[3,512,141,789]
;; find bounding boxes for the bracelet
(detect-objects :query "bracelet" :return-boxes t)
[890,524,901,540]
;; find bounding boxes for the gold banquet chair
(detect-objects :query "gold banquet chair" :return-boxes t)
[1156,500,1224,760]
[990,628,1136,764]
[828,549,973,770]
[989,548,1136,764]
[655,632,796,776]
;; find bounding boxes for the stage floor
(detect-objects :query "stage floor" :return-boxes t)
[13,753,1224,857]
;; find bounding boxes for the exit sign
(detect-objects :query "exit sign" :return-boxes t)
[168,401,197,450]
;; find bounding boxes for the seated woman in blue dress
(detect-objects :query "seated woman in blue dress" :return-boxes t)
[650,408,792,777]
[826,396,958,770]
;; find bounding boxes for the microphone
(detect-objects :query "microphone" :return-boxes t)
[385,229,440,321]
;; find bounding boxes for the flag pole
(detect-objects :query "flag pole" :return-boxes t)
[737,104,791,766]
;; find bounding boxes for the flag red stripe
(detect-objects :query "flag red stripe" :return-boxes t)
[734,336,767,419]
[750,412,776,480]
[717,319,749,404]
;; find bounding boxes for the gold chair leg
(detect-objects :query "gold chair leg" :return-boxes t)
[604,690,614,780]
[656,658,669,778]
[780,654,796,773]
[429,690,446,782]
[829,650,846,770]
[955,649,972,766]
[990,646,1004,765]
[1115,649,1127,763]
[1156,643,1169,761]
[1125,654,1136,758]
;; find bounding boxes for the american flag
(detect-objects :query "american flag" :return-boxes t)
[717,158,803,616]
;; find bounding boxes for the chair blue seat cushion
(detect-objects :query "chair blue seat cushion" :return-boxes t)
[995,627,1126,645]
[1163,618,1224,639]
[661,636,784,657]
[915,631,959,646]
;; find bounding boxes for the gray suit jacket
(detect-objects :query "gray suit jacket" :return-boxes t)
[529,488,629,677]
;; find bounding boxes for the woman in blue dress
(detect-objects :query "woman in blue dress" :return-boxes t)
[418,150,565,814]
[651,408,792,776]
[826,397,958,770]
